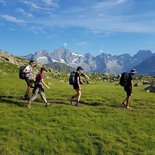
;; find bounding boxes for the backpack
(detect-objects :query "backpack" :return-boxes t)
[69,71,76,85]
[19,65,27,79]
[119,72,129,86]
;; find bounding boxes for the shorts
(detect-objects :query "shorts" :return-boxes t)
[25,78,34,88]
[124,86,132,96]
[73,84,79,90]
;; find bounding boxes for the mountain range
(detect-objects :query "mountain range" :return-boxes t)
[22,47,154,75]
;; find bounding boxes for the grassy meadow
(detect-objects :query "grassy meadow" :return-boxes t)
[0,62,155,155]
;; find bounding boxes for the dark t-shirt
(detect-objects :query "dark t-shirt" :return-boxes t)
[73,71,81,89]
[74,72,80,85]
[126,73,133,87]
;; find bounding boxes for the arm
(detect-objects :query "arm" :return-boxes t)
[77,77,81,89]
[41,79,49,89]
[131,80,133,93]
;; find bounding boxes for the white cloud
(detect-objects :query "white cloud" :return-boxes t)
[1,15,25,24]
[23,1,42,9]
[63,43,67,47]
[94,0,128,9]
[42,0,59,7]
[115,0,128,5]
[16,8,33,17]
[0,0,5,5]
[77,41,88,46]
[22,0,59,12]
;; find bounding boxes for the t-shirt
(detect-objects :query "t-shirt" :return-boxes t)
[36,72,44,85]
[74,71,81,85]
[25,65,32,78]
[126,73,133,87]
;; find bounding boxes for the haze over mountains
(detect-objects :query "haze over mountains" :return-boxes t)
[23,47,155,75]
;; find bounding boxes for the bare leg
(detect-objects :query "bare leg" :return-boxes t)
[126,96,132,109]
[75,89,81,106]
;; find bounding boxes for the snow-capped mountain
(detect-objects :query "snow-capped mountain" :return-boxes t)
[23,48,154,74]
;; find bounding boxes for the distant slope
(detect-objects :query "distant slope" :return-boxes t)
[45,62,75,72]
[134,56,155,76]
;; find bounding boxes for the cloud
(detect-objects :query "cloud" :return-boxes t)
[1,0,155,34]
[115,0,128,5]
[22,0,59,12]
[23,1,44,10]
[63,43,67,47]
[42,0,59,7]
[0,0,5,5]
[77,41,88,46]
[93,0,128,9]
[1,15,25,24]
[16,8,33,17]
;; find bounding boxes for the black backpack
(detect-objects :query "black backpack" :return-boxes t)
[19,65,27,79]
[119,72,129,86]
[69,71,76,85]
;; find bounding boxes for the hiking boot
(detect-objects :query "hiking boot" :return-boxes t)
[122,102,126,107]
[75,102,80,107]
[126,106,132,110]
[27,104,31,108]
[45,102,49,107]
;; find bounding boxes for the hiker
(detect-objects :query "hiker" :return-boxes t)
[69,66,83,106]
[122,69,137,109]
[27,67,49,108]
[23,60,37,100]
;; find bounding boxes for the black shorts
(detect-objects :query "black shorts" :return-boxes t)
[124,86,132,96]
[73,84,79,90]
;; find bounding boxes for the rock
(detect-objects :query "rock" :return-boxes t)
[144,86,155,93]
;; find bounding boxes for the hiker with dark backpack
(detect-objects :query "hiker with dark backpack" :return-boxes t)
[120,69,137,109]
[69,66,84,106]
[21,60,37,100]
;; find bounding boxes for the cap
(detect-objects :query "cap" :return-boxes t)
[29,60,35,63]
[130,69,137,74]
[77,66,84,71]
[40,67,47,72]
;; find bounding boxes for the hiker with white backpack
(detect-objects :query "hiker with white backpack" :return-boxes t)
[19,60,37,100]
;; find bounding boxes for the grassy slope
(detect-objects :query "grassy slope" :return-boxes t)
[0,62,155,155]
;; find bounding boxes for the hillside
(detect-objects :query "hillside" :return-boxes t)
[0,60,155,154]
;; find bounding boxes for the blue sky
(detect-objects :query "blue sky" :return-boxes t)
[0,0,155,56]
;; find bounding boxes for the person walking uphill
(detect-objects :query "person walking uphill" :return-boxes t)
[27,67,49,108]
[23,60,37,100]
[69,66,84,106]
[122,69,137,109]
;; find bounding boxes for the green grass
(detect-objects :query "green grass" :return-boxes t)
[0,63,155,155]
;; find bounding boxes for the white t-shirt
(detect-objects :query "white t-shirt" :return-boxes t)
[25,65,32,78]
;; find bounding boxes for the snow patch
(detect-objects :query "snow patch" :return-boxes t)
[51,59,58,62]
[37,56,49,64]
[60,59,65,63]
[72,53,84,57]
